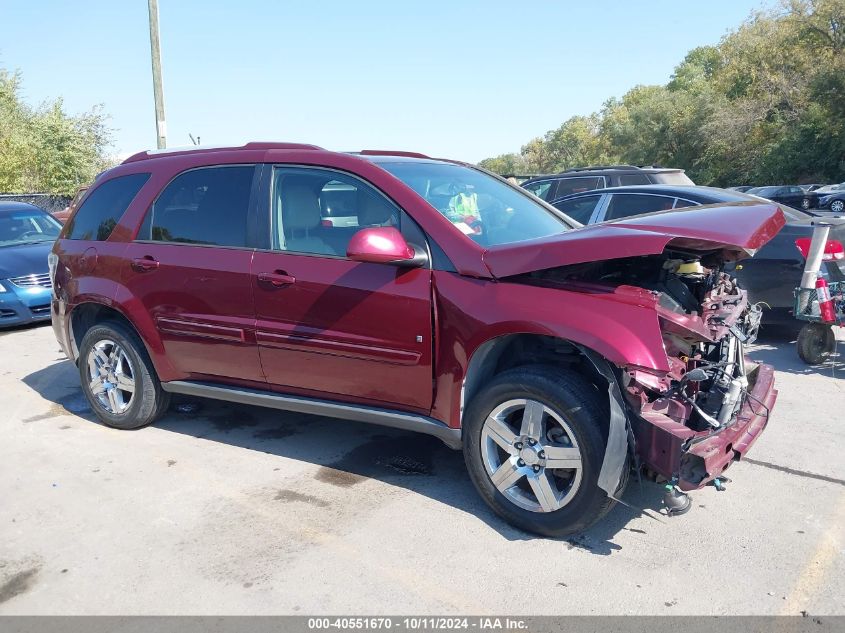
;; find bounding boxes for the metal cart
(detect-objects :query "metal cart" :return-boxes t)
[793,282,843,364]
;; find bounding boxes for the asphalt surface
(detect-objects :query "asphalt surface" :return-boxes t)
[1,321,843,615]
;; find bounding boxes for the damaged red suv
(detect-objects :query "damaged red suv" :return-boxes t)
[50,143,783,536]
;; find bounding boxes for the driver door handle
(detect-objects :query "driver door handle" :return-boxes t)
[131,256,159,272]
[258,271,296,287]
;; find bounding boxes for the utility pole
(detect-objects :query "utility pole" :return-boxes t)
[147,0,167,149]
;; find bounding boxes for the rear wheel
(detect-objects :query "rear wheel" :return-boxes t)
[796,322,836,365]
[463,365,619,537]
[78,320,170,429]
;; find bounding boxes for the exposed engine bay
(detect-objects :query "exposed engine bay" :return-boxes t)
[525,249,771,489]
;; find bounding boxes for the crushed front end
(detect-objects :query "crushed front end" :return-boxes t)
[529,250,778,491]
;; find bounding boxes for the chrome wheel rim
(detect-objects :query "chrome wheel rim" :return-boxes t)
[831,200,844,213]
[86,339,135,414]
[480,399,583,513]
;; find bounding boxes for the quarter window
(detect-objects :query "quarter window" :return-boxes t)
[523,181,553,200]
[66,173,150,241]
[553,195,601,224]
[141,166,254,247]
[604,194,675,221]
[271,167,399,257]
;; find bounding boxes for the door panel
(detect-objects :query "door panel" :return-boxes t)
[121,243,263,381]
[253,252,433,411]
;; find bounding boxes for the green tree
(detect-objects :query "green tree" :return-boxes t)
[0,66,113,195]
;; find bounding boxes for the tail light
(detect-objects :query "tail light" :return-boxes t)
[795,238,845,261]
[321,219,333,227]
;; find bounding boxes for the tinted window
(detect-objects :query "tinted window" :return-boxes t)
[618,174,651,186]
[66,173,149,241]
[553,177,604,197]
[381,162,569,246]
[523,181,553,200]
[604,194,675,221]
[142,166,254,246]
[272,167,400,256]
[553,195,601,224]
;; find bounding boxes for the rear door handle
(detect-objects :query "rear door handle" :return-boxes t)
[131,256,159,272]
[258,271,296,287]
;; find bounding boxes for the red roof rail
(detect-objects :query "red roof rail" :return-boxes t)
[358,150,431,159]
[122,142,324,164]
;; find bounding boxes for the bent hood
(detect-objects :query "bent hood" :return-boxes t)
[482,202,785,279]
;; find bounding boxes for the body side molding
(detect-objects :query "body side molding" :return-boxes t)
[161,380,462,449]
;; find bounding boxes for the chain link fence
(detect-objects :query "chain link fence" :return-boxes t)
[0,193,72,214]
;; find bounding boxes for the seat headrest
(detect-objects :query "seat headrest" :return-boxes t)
[282,185,322,231]
[357,190,395,226]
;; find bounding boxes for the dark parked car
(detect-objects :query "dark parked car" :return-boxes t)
[746,185,810,210]
[0,201,61,327]
[51,143,781,536]
[552,185,845,325]
[521,165,693,201]
[815,188,845,214]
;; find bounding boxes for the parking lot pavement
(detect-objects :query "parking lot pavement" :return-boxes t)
[0,323,843,615]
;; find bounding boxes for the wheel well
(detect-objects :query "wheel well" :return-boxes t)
[461,334,607,421]
[69,303,135,359]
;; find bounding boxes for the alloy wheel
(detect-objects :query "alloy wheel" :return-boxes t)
[86,339,136,414]
[831,200,844,214]
[480,398,583,513]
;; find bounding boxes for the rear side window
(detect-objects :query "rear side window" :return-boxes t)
[553,177,605,198]
[604,194,675,221]
[140,165,255,247]
[553,195,601,224]
[619,174,651,186]
[65,173,150,241]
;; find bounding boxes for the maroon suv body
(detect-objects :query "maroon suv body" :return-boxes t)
[51,143,783,536]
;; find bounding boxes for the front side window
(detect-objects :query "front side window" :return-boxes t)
[0,207,61,247]
[140,165,254,247]
[553,195,601,224]
[604,194,675,221]
[380,162,569,246]
[523,181,553,200]
[272,167,399,256]
[66,173,150,241]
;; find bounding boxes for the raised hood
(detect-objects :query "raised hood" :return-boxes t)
[482,202,785,279]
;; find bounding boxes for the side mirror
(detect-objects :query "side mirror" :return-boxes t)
[347,227,426,266]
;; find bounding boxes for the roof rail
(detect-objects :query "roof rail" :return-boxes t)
[358,150,431,159]
[122,142,324,164]
[561,165,641,173]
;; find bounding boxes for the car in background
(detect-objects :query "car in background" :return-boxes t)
[746,185,810,210]
[800,184,825,193]
[814,182,845,195]
[816,188,845,214]
[551,185,845,326]
[53,186,88,224]
[0,201,61,327]
[520,165,693,201]
[727,186,753,193]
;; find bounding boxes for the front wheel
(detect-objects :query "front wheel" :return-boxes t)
[802,197,811,210]
[78,320,171,429]
[830,199,844,214]
[463,366,619,537]
[796,322,836,365]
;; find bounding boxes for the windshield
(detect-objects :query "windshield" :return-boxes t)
[0,208,62,247]
[748,186,780,196]
[379,162,569,246]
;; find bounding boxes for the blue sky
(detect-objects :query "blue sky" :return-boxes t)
[3,0,770,162]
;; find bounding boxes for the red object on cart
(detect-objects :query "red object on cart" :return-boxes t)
[816,278,836,323]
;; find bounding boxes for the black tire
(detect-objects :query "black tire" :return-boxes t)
[831,199,845,214]
[796,322,836,365]
[463,365,621,538]
[801,197,811,210]
[78,320,171,429]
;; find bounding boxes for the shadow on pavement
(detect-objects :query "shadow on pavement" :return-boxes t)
[22,358,667,554]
